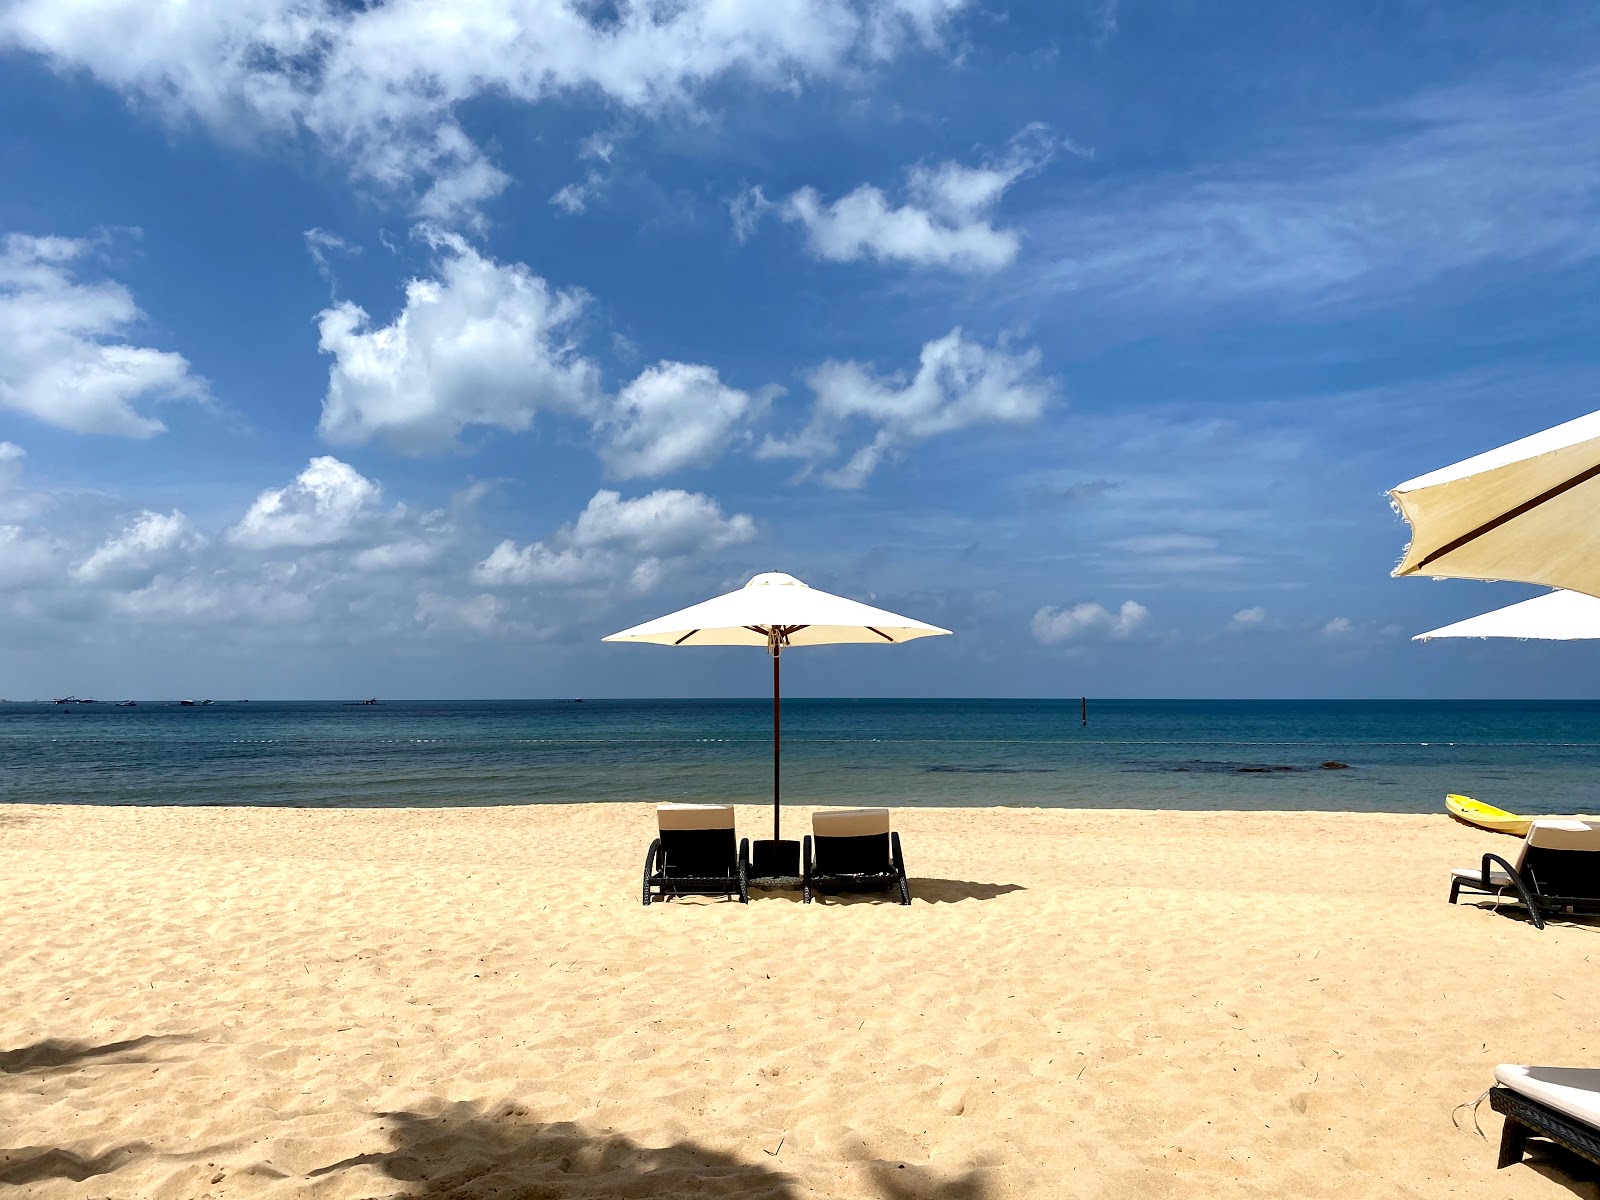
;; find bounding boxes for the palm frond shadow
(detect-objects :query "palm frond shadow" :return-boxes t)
[0,1034,190,1074]
[310,1101,991,1199]
[0,1144,153,1186]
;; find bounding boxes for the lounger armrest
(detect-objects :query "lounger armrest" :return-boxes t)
[1481,852,1520,891]
[645,837,661,877]
[891,830,905,874]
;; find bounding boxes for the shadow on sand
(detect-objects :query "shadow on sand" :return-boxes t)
[311,1101,992,1199]
[0,1034,196,1187]
[0,1034,190,1075]
[1523,1145,1600,1198]
[0,1144,154,1187]
[806,880,1025,905]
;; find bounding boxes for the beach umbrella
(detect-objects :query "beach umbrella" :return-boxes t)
[1390,410,1600,598]
[1414,589,1600,641]
[603,572,951,859]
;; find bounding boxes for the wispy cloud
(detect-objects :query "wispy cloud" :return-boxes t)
[1015,68,1600,310]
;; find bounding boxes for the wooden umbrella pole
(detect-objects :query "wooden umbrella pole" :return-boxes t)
[772,644,781,843]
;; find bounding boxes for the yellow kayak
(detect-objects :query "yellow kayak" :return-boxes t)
[1446,794,1532,836]
[1444,794,1599,836]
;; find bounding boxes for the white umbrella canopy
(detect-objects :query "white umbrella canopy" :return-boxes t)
[1414,589,1600,641]
[603,571,952,648]
[1390,410,1600,598]
[603,572,952,861]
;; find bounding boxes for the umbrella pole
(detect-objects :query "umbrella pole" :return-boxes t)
[772,646,781,843]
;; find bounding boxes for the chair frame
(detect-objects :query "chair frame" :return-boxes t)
[642,832,750,905]
[1449,850,1600,930]
[802,830,910,905]
[1491,1085,1600,1171]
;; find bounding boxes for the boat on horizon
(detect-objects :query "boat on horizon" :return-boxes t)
[116,700,137,707]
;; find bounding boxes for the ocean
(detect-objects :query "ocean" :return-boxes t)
[3,698,1599,815]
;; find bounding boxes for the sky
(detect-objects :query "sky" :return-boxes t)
[1,0,1599,700]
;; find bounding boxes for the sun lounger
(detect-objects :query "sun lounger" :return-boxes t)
[1490,1065,1600,1171]
[643,804,749,905]
[1448,819,1600,928]
[803,808,910,905]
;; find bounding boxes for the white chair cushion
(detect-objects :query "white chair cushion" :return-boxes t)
[1452,866,1514,888]
[812,808,890,838]
[1496,1064,1600,1128]
[657,803,735,832]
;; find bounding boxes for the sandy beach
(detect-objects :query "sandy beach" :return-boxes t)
[0,802,1595,1199]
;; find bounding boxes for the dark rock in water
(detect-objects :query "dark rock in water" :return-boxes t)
[1237,765,1297,773]
[1320,761,1351,770]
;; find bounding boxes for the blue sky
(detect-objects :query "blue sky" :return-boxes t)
[1,0,1598,699]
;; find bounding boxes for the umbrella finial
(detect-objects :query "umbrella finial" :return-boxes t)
[745,572,807,589]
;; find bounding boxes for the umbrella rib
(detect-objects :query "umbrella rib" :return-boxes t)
[866,626,895,642]
[674,629,700,645]
[1410,461,1600,572]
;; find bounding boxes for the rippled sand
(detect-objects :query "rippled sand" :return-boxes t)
[0,802,1595,1199]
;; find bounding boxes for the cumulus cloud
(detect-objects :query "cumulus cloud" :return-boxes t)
[1,0,968,224]
[761,328,1051,487]
[75,510,202,583]
[770,125,1057,272]
[317,231,601,452]
[0,233,205,436]
[1321,616,1354,637]
[228,456,384,551]
[475,489,756,591]
[1230,605,1267,630]
[1031,600,1149,644]
[600,362,758,479]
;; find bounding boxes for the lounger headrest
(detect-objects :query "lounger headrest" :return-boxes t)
[812,807,890,838]
[657,803,735,832]
[1527,819,1600,851]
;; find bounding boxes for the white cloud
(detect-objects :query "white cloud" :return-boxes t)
[352,540,440,573]
[761,328,1051,488]
[228,456,384,551]
[1230,605,1267,630]
[475,488,756,590]
[1,0,968,224]
[772,125,1056,272]
[0,233,205,437]
[600,362,757,479]
[1322,616,1354,637]
[1031,600,1149,644]
[0,524,61,590]
[75,510,202,583]
[317,231,601,452]
[414,590,512,637]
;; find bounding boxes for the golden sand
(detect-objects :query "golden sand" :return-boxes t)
[0,802,1596,1199]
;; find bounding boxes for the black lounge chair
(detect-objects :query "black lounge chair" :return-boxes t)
[803,808,910,905]
[1490,1065,1600,1173]
[643,804,749,905]
[1448,819,1600,929]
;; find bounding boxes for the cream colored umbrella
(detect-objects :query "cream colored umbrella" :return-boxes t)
[1390,410,1600,597]
[1414,589,1600,641]
[603,572,951,863]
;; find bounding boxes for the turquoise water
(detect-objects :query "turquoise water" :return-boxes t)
[4,699,1600,813]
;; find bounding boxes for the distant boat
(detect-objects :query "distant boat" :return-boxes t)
[116,700,137,707]
[200,699,213,705]
[179,700,196,707]
[52,696,75,704]
[76,698,98,704]
[360,697,378,705]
